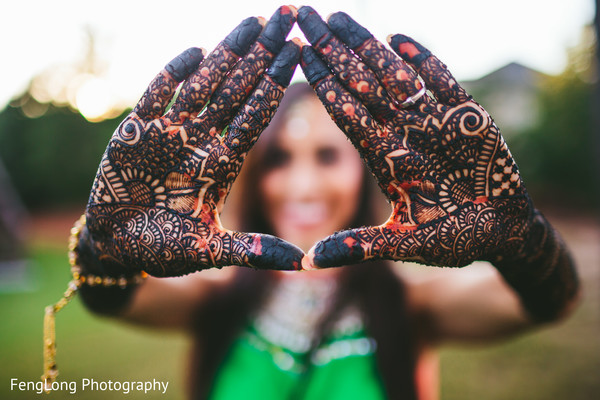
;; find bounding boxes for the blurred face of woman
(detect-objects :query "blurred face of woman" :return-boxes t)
[260,96,364,252]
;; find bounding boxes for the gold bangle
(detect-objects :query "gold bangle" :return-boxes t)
[68,214,148,287]
[41,213,147,392]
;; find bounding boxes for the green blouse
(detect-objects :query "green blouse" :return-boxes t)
[208,323,386,400]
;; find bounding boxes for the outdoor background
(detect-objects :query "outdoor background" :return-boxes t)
[1,0,599,399]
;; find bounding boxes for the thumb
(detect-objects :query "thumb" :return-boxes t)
[220,231,304,271]
[304,225,405,269]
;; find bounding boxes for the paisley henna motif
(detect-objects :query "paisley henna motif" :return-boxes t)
[298,8,578,320]
[82,8,303,277]
[297,7,530,267]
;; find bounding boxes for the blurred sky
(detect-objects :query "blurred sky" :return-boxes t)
[1,0,595,118]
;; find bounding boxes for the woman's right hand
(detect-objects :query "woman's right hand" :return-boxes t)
[80,6,304,278]
[297,7,534,270]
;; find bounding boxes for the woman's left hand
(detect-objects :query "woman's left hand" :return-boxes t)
[82,8,304,277]
[297,7,534,269]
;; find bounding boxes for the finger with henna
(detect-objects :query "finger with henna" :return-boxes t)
[327,12,424,107]
[134,47,205,120]
[192,6,298,136]
[300,46,381,156]
[297,6,395,121]
[221,231,304,271]
[224,40,301,157]
[165,16,264,121]
[388,34,470,105]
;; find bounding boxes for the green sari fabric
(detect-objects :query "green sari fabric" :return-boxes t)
[208,325,386,400]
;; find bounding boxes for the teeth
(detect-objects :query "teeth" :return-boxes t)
[283,202,327,226]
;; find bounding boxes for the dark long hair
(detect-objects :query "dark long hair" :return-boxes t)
[190,83,417,400]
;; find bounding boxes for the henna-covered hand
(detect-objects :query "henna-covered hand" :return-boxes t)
[297,8,579,321]
[298,7,531,268]
[81,7,304,277]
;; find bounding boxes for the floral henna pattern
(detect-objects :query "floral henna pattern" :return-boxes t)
[83,10,303,277]
[299,9,578,320]
[306,68,530,268]
[298,7,394,120]
[192,42,275,135]
[165,22,261,122]
[297,8,534,268]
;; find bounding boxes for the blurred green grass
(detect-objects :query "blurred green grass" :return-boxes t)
[1,218,598,399]
[439,302,600,399]
[438,211,600,400]
[0,245,189,399]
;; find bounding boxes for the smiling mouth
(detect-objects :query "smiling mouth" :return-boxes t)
[282,202,328,228]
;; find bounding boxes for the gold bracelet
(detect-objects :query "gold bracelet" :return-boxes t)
[41,213,148,392]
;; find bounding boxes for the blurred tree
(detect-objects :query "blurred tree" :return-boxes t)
[0,23,597,212]
[511,25,598,210]
[0,156,27,260]
[594,0,600,208]
[0,27,129,211]
[0,101,126,210]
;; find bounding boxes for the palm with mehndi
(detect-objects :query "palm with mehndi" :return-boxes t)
[81,7,304,277]
[298,8,533,269]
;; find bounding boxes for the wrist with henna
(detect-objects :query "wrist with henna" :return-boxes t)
[76,224,144,315]
[492,210,579,322]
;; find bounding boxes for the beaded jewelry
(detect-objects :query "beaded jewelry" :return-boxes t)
[41,214,147,392]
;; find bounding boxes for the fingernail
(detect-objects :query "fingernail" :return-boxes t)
[258,5,297,54]
[267,41,301,87]
[327,12,373,50]
[301,252,318,271]
[165,47,205,81]
[282,5,298,18]
[291,37,305,47]
[224,17,263,56]
[300,46,330,85]
[297,6,332,46]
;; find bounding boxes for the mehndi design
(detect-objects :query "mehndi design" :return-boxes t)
[81,7,304,277]
[298,8,578,321]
